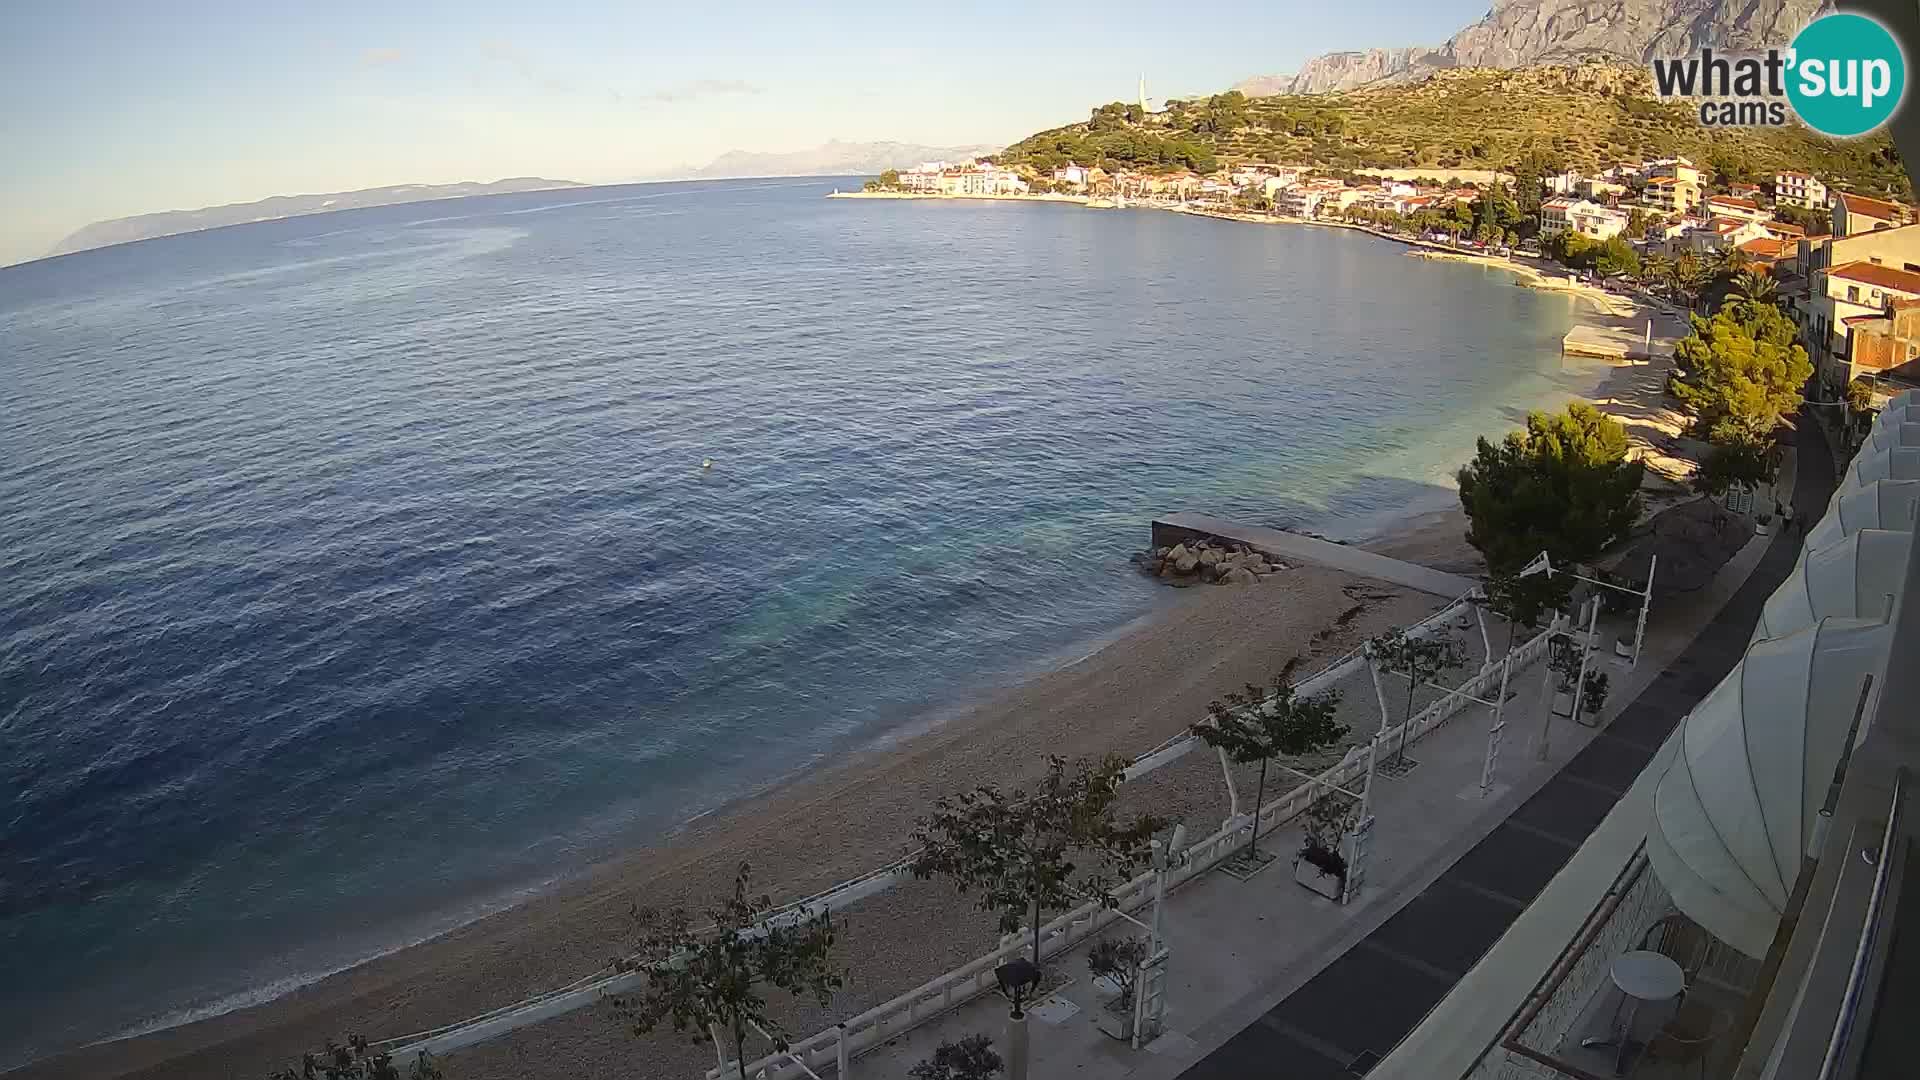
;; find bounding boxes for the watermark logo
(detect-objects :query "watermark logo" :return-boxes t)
[1787,13,1904,136]
[1649,12,1906,137]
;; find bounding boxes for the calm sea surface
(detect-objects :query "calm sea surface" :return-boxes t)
[0,178,1593,1067]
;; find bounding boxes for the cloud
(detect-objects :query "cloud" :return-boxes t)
[358,47,405,69]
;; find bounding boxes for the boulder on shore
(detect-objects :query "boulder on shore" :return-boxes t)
[1222,566,1259,585]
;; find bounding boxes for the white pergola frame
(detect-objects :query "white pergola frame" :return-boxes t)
[1518,550,1658,670]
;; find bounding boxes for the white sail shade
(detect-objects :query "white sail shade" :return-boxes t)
[1647,619,1892,958]
[1865,421,1920,453]
[1805,479,1920,551]
[1872,402,1918,431]
[1753,531,1913,643]
[1839,446,1920,493]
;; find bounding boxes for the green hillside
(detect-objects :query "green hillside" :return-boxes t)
[998,63,1909,198]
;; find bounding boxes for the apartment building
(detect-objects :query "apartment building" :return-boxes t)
[1773,170,1829,208]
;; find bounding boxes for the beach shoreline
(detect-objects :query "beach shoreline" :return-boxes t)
[23,508,1484,1080]
[20,197,1686,1080]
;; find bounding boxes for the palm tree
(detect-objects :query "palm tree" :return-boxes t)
[1729,266,1778,305]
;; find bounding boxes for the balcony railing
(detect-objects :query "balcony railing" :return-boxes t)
[1471,848,1760,1080]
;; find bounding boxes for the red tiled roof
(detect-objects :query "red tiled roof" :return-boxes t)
[1709,195,1760,210]
[1838,192,1909,221]
[1766,221,1807,238]
[1830,260,1920,293]
[1739,237,1792,259]
[1846,312,1889,326]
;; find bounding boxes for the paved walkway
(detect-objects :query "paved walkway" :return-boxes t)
[1152,513,1478,599]
[1165,412,1834,1079]
[839,418,1829,1080]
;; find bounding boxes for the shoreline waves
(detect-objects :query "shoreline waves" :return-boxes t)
[9,192,1645,1080]
[23,514,1480,1080]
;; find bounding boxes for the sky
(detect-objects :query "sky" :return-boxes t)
[0,0,1491,266]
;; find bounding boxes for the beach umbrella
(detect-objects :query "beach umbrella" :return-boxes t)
[1645,618,1893,958]
[1752,530,1912,644]
[1838,445,1920,494]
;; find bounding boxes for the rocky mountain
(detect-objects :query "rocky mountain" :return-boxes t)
[1235,0,1828,95]
[50,178,585,258]
[684,140,1001,179]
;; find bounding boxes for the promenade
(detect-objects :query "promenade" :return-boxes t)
[843,417,1830,1080]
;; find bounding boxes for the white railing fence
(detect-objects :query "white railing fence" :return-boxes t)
[373,585,1555,1074]
[715,614,1562,1080]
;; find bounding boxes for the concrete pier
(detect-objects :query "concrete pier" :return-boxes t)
[1152,512,1477,598]
[1562,322,1676,362]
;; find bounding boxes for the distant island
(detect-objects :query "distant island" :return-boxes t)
[674,140,1001,181]
[49,177,586,258]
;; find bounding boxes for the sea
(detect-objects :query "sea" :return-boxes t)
[0,177,1596,1069]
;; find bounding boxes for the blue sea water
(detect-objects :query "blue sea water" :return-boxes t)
[0,178,1593,1067]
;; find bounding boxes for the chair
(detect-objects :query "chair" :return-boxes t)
[1639,914,1711,988]
[1636,1000,1733,1078]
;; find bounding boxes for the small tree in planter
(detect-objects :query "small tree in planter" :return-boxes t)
[910,1034,1003,1080]
[1295,791,1356,901]
[911,755,1168,966]
[1370,627,1469,768]
[1582,669,1611,717]
[1192,676,1346,868]
[611,862,844,1078]
[1086,936,1151,1040]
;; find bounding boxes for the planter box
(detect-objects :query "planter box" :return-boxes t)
[1095,1000,1135,1041]
[1294,857,1346,902]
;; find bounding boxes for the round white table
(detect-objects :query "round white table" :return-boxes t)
[1582,950,1685,1075]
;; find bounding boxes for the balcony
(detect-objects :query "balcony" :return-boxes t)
[1480,848,1762,1080]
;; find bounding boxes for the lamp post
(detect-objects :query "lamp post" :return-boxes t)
[995,958,1041,1080]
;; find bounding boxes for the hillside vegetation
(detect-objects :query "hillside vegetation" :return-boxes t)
[998,64,1909,198]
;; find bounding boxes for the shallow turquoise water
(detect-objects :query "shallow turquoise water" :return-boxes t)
[0,178,1593,1066]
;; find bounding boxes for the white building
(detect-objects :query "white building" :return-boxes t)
[1666,215,1772,256]
[1807,259,1920,387]
[1544,169,1584,195]
[899,163,1028,196]
[1051,164,1090,188]
[1539,197,1629,241]
[1705,194,1769,223]
[1774,170,1829,209]
[1260,171,1301,197]
[1276,181,1346,218]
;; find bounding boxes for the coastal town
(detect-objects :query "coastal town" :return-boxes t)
[850,154,1920,411]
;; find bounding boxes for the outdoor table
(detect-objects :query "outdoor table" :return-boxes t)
[1580,949,1685,1075]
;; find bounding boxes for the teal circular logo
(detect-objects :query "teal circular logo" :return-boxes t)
[1787,13,1906,137]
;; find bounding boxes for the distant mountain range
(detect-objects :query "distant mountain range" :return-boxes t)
[49,178,585,258]
[1235,0,1826,95]
[676,140,1001,179]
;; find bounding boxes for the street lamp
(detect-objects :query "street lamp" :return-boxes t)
[995,958,1041,1080]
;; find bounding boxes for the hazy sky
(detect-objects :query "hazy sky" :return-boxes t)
[1,0,1489,265]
